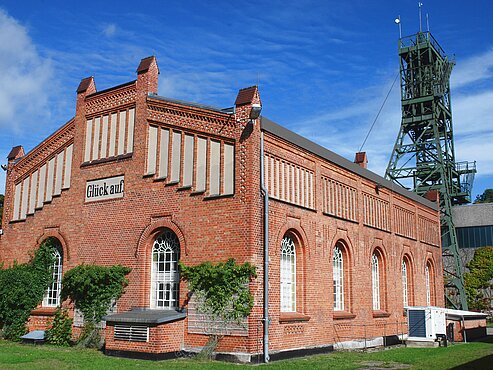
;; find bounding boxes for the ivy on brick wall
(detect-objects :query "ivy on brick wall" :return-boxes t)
[61,264,131,348]
[0,239,55,340]
[180,258,256,323]
[180,258,256,358]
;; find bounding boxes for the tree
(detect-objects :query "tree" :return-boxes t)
[474,189,493,204]
[464,246,493,311]
[0,194,4,228]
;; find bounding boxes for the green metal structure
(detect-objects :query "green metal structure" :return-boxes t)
[385,31,476,309]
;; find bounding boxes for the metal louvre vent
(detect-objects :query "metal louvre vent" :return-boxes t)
[114,324,149,342]
[408,309,426,337]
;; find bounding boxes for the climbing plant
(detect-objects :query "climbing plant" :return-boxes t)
[0,239,56,340]
[46,308,73,346]
[180,258,256,322]
[61,264,131,348]
[464,246,493,311]
[179,258,256,357]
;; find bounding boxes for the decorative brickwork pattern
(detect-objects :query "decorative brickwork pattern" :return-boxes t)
[264,153,314,209]
[394,205,417,240]
[323,177,357,222]
[85,84,137,115]
[363,193,390,231]
[419,216,440,246]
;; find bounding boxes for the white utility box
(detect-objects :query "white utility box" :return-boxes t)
[406,306,446,341]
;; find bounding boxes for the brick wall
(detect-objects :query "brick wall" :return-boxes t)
[0,56,443,357]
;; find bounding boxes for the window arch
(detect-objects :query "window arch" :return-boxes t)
[42,238,63,308]
[371,249,385,311]
[371,253,380,310]
[425,260,435,306]
[280,234,296,312]
[332,243,347,311]
[401,254,414,307]
[402,259,409,307]
[150,229,180,309]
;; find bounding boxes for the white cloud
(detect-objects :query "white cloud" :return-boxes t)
[453,90,493,135]
[102,23,117,38]
[0,9,56,194]
[0,9,53,131]
[451,49,493,89]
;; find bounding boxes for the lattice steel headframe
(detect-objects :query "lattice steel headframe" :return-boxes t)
[385,31,476,309]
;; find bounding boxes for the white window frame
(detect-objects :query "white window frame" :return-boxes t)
[42,246,63,307]
[371,253,380,310]
[402,259,408,307]
[425,264,431,306]
[150,229,180,309]
[280,235,296,312]
[333,246,344,311]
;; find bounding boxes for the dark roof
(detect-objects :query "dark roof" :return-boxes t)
[7,145,23,160]
[103,308,186,324]
[77,77,94,93]
[261,117,438,210]
[452,203,493,228]
[148,93,234,114]
[235,86,257,106]
[137,56,158,74]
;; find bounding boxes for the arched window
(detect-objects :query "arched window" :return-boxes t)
[333,246,344,311]
[280,234,296,312]
[150,229,180,309]
[425,261,434,306]
[371,253,380,310]
[402,259,409,307]
[42,239,63,307]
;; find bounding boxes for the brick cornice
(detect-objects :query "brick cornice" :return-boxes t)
[85,83,137,116]
[147,100,235,138]
[12,119,75,182]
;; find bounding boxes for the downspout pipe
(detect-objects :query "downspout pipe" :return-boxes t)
[260,130,270,363]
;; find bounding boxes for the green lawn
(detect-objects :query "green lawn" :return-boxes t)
[0,340,492,369]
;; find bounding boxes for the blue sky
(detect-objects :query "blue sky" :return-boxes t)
[0,0,491,200]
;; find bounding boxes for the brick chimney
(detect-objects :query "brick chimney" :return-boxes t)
[424,190,440,203]
[354,152,368,169]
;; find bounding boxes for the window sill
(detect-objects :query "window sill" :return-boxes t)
[333,311,356,320]
[81,153,132,167]
[31,307,57,316]
[203,193,234,201]
[372,310,391,318]
[279,312,311,323]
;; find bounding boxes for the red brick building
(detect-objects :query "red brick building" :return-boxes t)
[0,57,444,361]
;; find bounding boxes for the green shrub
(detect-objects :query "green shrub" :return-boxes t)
[0,240,55,341]
[46,308,73,346]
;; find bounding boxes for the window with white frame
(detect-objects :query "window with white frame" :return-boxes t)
[402,259,409,307]
[280,235,296,312]
[150,229,180,309]
[425,263,431,306]
[333,246,344,311]
[42,242,63,307]
[371,253,380,310]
